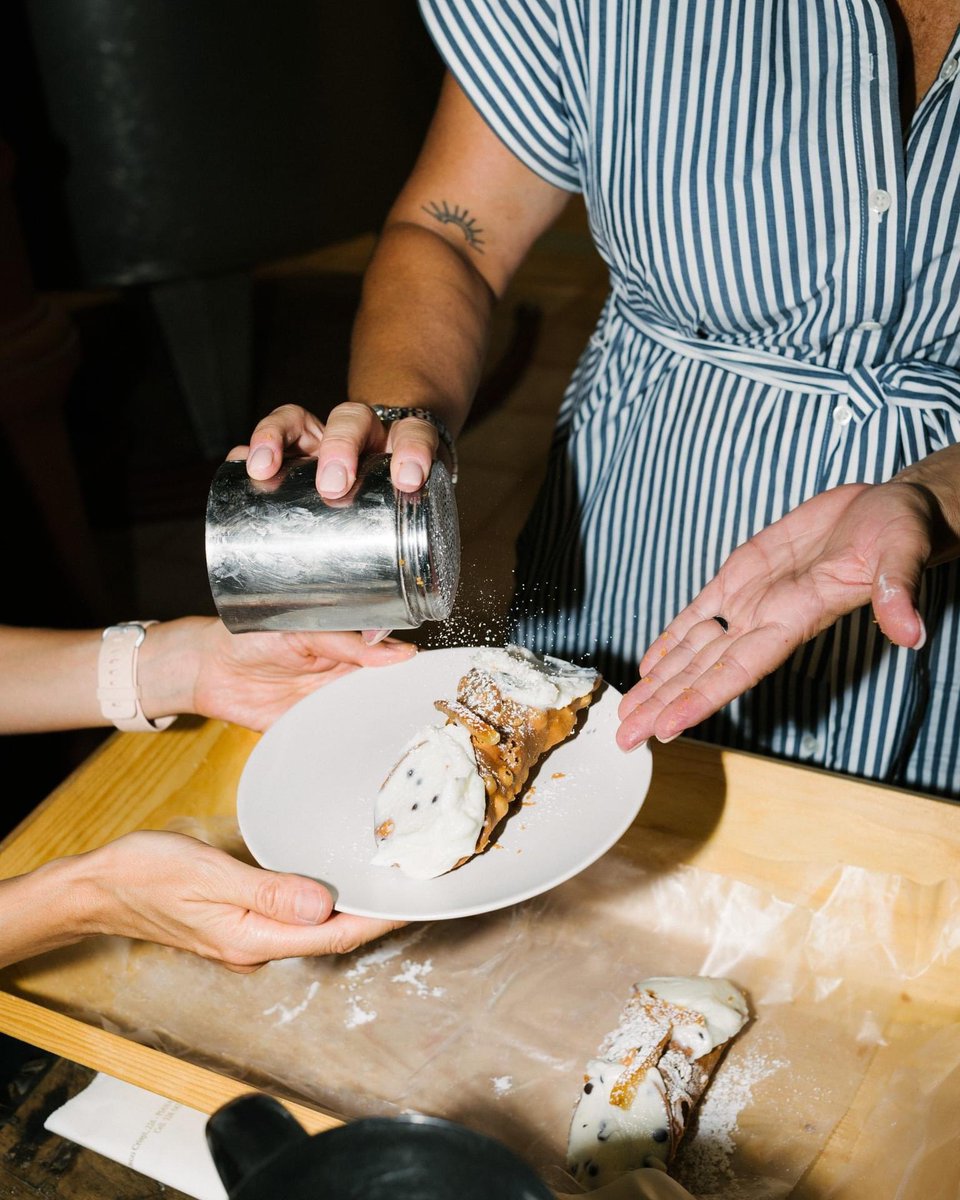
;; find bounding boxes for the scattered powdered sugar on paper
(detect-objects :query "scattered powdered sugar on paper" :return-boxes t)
[491,1075,513,1096]
[673,1050,787,1200]
[345,999,378,1029]
[262,980,320,1027]
[391,958,446,998]
[344,931,423,982]
[339,929,445,1027]
[526,1046,572,1071]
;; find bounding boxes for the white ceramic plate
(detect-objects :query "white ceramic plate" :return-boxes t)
[237,646,652,920]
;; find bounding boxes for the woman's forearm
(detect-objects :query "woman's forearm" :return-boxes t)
[347,220,496,437]
[0,619,205,734]
[0,855,95,969]
[0,626,104,732]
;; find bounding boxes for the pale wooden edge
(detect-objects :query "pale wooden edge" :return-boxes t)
[0,991,344,1136]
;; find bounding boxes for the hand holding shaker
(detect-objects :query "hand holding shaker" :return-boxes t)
[205,453,460,633]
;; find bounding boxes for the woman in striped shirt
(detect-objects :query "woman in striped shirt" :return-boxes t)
[244,1,960,797]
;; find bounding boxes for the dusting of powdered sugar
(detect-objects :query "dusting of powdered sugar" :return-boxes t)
[345,999,378,1029]
[261,980,321,1027]
[391,959,446,998]
[338,929,446,1027]
[672,1049,787,1199]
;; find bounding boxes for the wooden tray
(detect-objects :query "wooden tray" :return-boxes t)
[1,716,958,1193]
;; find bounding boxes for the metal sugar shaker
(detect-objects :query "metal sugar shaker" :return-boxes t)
[205,453,460,633]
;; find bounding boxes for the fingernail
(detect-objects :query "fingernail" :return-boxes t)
[295,891,326,924]
[913,617,927,651]
[656,732,681,744]
[318,463,348,494]
[248,446,274,474]
[363,628,392,645]
[396,461,424,489]
[620,737,648,753]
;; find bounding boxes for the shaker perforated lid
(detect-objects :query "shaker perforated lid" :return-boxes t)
[398,460,461,624]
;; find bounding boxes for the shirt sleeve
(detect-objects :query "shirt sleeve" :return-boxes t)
[418,0,581,192]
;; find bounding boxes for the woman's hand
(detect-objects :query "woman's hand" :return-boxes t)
[616,476,951,750]
[2,832,404,972]
[1,835,403,974]
[232,401,441,500]
[140,619,416,733]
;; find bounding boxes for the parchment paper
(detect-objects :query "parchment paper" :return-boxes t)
[7,817,960,1200]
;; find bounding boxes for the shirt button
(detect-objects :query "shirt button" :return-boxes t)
[940,58,959,83]
[857,320,883,332]
[800,734,821,757]
[868,188,891,216]
[833,404,853,426]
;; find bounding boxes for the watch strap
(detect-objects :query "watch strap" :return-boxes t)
[97,621,177,732]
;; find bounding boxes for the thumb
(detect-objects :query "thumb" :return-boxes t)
[871,553,926,650]
[233,866,335,926]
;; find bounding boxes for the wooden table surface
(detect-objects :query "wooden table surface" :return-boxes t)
[1,714,958,1197]
[0,1048,194,1199]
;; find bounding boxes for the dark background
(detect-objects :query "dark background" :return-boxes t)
[0,0,445,826]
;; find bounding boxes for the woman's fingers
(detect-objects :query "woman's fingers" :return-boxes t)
[628,609,730,708]
[618,620,799,749]
[222,908,408,970]
[233,403,442,498]
[241,405,327,480]
[228,865,334,926]
[314,407,441,498]
[314,402,389,497]
[217,864,406,965]
[384,416,440,493]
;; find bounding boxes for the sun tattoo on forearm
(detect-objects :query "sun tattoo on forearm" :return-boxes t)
[422,200,485,252]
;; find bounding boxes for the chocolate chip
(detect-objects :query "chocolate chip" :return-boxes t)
[652,1128,669,1143]
[406,768,414,777]
[431,795,439,804]
[411,803,418,810]
[583,1081,593,1094]
[587,1164,599,1177]
[596,1120,610,1142]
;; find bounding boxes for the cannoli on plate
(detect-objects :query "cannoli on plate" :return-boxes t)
[566,977,750,1190]
[371,645,600,879]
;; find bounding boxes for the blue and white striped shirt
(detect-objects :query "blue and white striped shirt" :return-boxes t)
[419,0,960,796]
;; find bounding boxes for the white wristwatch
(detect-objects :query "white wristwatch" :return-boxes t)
[97,622,177,732]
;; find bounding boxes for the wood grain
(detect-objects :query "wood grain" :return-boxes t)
[1,717,958,1197]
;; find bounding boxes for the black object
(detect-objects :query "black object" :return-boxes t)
[5,1,443,456]
[206,1093,555,1200]
[18,0,441,288]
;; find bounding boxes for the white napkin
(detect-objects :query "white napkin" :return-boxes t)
[44,1071,228,1200]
